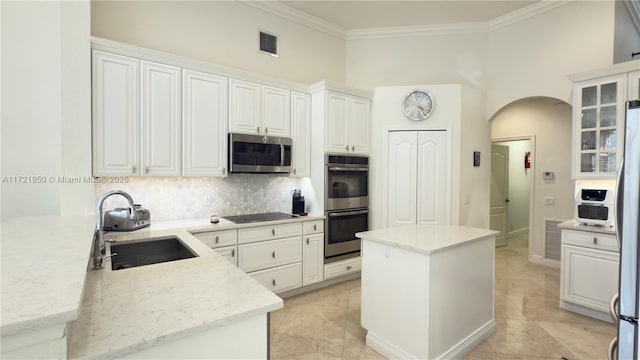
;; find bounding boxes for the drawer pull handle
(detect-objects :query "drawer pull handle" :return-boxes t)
[345,145,349,150]
[593,237,598,244]
[231,249,235,257]
[272,279,276,286]
[313,224,317,231]
[272,228,275,236]
[351,146,355,152]
[272,251,276,258]
[215,235,219,244]
[346,266,352,270]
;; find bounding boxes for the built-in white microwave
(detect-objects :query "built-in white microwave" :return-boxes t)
[575,186,615,227]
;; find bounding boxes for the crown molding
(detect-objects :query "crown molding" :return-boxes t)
[240,0,346,39]
[243,0,572,41]
[625,0,640,35]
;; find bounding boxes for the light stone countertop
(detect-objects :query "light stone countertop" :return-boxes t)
[2,214,323,358]
[356,224,499,255]
[557,219,616,235]
[0,215,95,336]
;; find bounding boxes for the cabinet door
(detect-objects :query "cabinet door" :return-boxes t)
[387,131,418,226]
[325,92,350,153]
[229,79,261,134]
[349,97,370,154]
[262,86,290,136]
[417,131,448,225]
[561,244,619,313]
[182,70,228,177]
[141,61,181,176]
[291,91,311,177]
[629,71,640,100]
[92,51,139,176]
[573,74,627,178]
[302,233,324,286]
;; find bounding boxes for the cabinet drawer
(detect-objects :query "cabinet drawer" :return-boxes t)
[250,262,302,294]
[238,222,302,244]
[214,245,237,266]
[324,257,361,280]
[303,220,324,234]
[239,237,302,272]
[193,229,238,249]
[562,229,618,252]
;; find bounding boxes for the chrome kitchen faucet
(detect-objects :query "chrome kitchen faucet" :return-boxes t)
[92,190,138,269]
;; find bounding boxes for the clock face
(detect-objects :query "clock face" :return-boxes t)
[402,90,434,121]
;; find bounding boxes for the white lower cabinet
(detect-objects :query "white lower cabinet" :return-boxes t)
[324,257,361,280]
[238,237,302,273]
[214,245,237,266]
[560,229,619,321]
[250,262,303,294]
[302,234,324,286]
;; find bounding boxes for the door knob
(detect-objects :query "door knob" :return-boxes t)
[505,199,510,203]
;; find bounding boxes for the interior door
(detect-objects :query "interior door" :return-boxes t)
[417,131,448,225]
[387,131,418,226]
[490,144,509,247]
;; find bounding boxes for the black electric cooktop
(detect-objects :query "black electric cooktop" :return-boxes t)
[222,212,296,224]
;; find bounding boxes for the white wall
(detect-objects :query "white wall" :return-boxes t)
[91,0,346,85]
[493,140,530,235]
[614,1,640,64]
[491,98,573,265]
[486,1,616,116]
[1,1,92,221]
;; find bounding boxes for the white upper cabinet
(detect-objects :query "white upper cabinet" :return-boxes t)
[92,51,140,176]
[323,91,371,155]
[569,61,640,179]
[263,86,291,136]
[182,69,228,177]
[141,61,181,176]
[291,91,311,177]
[229,79,291,136]
[629,71,640,100]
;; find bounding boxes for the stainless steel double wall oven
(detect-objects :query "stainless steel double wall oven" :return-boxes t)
[324,154,369,263]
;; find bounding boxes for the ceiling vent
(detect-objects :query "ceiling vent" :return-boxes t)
[259,30,278,57]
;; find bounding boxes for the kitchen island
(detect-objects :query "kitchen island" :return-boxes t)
[357,224,498,360]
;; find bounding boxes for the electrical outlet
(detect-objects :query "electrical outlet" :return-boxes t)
[463,194,471,205]
[204,195,211,206]
[545,196,555,206]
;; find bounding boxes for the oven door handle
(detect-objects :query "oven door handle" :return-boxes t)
[328,210,369,217]
[328,166,369,172]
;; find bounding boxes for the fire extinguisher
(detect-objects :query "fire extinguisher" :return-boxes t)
[524,152,531,169]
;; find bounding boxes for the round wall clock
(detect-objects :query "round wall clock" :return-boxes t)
[401,89,434,121]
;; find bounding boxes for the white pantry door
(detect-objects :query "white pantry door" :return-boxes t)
[387,130,448,227]
[490,144,509,247]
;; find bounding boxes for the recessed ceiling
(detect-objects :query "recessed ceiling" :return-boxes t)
[279,0,538,30]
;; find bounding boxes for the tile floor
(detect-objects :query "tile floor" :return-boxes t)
[269,234,617,359]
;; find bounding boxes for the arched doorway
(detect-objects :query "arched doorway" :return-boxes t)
[489,97,573,267]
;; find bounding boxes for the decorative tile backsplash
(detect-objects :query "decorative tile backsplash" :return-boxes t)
[94,174,307,221]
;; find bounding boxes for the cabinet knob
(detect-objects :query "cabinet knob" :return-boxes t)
[306,238,309,244]
[257,126,260,133]
[215,236,219,244]
[265,127,268,134]
[272,228,275,236]
[272,251,276,258]
[346,266,352,270]
[352,146,355,151]
[313,224,317,231]
[293,168,297,175]
[222,168,226,175]
[345,145,349,150]
[132,166,136,173]
[593,237,598,244]
[272,279,276,286]
[231,249,235,257]
[145,167,149,174]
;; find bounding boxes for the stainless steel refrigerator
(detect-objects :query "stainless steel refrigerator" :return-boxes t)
[610,100,640,360]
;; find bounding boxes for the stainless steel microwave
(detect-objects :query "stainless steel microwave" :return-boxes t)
[228,133,292,173]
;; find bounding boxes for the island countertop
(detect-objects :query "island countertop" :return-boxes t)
[557,219,616,235]
[356,224,499,255]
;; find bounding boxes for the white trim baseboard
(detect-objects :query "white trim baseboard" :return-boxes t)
[530,254,561,268]
[559,300,614,323]
[508,227,529,238]
[364,319,497,360]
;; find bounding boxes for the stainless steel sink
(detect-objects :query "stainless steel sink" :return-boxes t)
[109,237,197,271]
